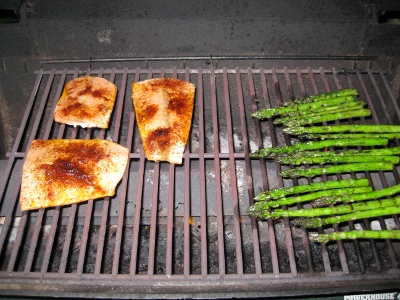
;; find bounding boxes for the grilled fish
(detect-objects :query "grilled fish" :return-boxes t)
[132,78,195,164]
[54,76,117,128]
[20,139,129,211]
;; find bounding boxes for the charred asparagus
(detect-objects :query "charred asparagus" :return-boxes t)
[251,138,389,158]
[311,230,400,243]
[295,205,400,228]
[283,125,400,136]
[311,183,400,207]
[254,178,370,201]
[279,162,394,178]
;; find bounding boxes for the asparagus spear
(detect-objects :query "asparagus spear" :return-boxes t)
[295,205,400,228]
[279,162,394,178]
[251,96,355,119]
[283,88,358,106]
[284,147,400,159]
[278,154,399,165]
[250,187,372,214]
[251,138,389,158]
[274,102,366,124]
[251,198,400,219]
[311,183,400,207]
[299,133,400,140]
[283,125,400,135]
[254,178,370,201]
[283,109,371,127]
[311,230,400,243]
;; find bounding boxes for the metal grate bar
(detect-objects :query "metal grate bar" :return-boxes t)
[271,67,298,274]
[245,69,263,275]
[223,68,244,274]
[147,68,160,276]
[293,67,315,273]
[183,68,192,277]
[129,68,144,276]
[257,68,280,275]
[197,68,208,276]
[35,68,385,76]
[210,66,226,275]
[92,68,114,276]
[112,67,131,276]
[165,67,178,276]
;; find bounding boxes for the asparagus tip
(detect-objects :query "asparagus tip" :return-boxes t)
[310,233,330,243]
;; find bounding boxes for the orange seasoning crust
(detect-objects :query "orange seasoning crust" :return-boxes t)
[132,78,195,164]
[20,139,129,211]
[54,76,117,128]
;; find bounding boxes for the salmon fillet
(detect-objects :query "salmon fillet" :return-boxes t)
[20,139,129,211]
[132,78,195,164]
[54,76,117,128]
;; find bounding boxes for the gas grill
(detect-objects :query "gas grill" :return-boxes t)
[1,0,400,298]
[0,60,399,298]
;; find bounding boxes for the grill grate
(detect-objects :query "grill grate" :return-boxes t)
[0,65,399,298]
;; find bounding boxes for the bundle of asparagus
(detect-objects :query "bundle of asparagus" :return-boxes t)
[249,88,400,243]
[247,178,400,242]
[250,88,400,178]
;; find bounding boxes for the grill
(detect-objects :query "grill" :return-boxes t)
[0,60,399,298]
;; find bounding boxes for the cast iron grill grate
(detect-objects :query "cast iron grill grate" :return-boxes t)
[0,65,399,298]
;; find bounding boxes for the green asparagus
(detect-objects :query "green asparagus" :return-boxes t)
[299,133,400,140]
[283,88,358,106]
[251,138,389,158]
[283,109,371,127]
[312,230,400,243]
[278,154,399,165]
[279,162,394,178]
[250,198,400,219]
[295,205,400,228]
[254,178,370,201]
[283,147,400,159]
[251,96,355,119]
[250,187,372,214]
[283,125,400,136]
[311,183,400,207]
[274,102,366,124]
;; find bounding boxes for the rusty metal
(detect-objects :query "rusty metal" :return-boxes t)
[0,65,399,298]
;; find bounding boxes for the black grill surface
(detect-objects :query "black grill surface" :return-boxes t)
[0,63,399,298]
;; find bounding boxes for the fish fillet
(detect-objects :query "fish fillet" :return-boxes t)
[54,76,117,128]
[132,78,195,164]
[20,139,129,211]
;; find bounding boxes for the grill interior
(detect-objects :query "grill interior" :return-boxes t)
[0,61,399,298]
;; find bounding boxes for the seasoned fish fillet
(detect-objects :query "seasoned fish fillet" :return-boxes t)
[20,139,129,211]
[54,76,117,128]
[132,78,195,164]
